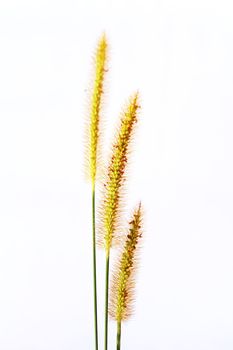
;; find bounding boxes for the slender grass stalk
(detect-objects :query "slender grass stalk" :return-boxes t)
[99,94,140,350]
[86,34,107,350]
[117,321,121,350]
[92,183,98,350]
[104,254,110,350]
[109,204,143,349]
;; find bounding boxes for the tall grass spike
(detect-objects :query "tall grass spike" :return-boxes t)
[87,34,108,183]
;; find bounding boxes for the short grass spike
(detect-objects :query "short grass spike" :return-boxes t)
[109,203,143,322]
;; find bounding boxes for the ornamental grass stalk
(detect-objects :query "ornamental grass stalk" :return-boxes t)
[86,34,108,350]
[99,94,140,350]
[109,203,143,350]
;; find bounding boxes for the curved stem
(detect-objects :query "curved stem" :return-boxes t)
[92,183,98,350]
[104,253,110,350]
[117,321,121,350]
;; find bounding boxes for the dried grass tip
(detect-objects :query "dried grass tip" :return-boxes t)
[109,202,143,322]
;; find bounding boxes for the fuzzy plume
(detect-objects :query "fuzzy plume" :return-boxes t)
[109,203,143,322]
[99,94,140,252]
[86,34,108,183]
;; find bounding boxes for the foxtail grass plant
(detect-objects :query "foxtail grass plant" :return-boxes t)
[86,34,108,350]
[109,203,143,350]
[84,35,143,350]
[99,94,140,350]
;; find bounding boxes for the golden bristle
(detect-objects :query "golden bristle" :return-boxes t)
[109,203,143,322]
[99,93,140,252]
[86,34,108,183]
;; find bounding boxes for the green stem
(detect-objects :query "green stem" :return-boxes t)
[104,253,110,350]
[92,183,98,350]
[117,321,121,350]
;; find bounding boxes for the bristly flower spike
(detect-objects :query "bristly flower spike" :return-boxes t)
[100,93,140,255]
[109,203,143,350]
[109,202,143,322]
[87,33,108,184]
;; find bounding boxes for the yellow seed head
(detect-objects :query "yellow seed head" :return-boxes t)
[109,203,143,322]
[99,93,140,252]
[86,34,108,183]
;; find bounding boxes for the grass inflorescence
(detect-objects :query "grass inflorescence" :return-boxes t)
[99,93,140,254]
[86,34,108,184]
[109,203,143,322]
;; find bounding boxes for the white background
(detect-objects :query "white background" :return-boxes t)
[0,0,233,349]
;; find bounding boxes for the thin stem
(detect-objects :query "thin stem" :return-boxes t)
[92,183,98,350]
[116,321,121,350]
[104,253,110,350]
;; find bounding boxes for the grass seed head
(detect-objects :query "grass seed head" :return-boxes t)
[109,203,143,321]
[86,34,108,183]
[99,93,140,252]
